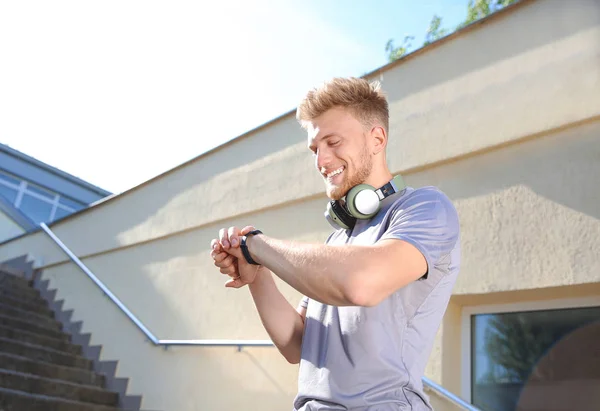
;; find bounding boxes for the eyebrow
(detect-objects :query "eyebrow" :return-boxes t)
[308,133,338,152]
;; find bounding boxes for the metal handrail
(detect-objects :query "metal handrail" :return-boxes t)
[423,376,480,411]
[39,223,273,350]
[39,223,479,409]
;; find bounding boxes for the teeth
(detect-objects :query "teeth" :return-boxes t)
[326,167,344,178]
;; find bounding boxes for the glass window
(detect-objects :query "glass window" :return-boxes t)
[18,193,53,225]
[59,196,85,210]
[470,306,600,411]
[53,206,72,221]
[26,183,55,201]
[0,172,21,187]
[0,185,18,204]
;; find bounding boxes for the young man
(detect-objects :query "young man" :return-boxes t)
[210,77,460,410]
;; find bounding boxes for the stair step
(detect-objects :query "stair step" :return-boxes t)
[0,336,92,370]
[0,324,81,355]
[0,352,104,387]
[0,287,46,305]
[0,283,42,298]
[0,272,33,288]
[0,312,68,340]
[0,386,130,411]
[0,278,36,295]
[0,292,54,316]
[0,302,62,331]
[0,368,118,406]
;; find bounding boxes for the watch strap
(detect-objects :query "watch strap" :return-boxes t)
[240,230,262,265]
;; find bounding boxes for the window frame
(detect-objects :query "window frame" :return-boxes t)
[0,170,79,223]
[460,295,600,402]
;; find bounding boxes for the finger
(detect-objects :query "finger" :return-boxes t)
[225,245,243,260]
[219,228,230,249]
[215,258,234,270]
[213,259,232,270]
[219,266,237,276]
[225,277,246,289]
[222,254,235,267]
[228,226,241,248]
[212,252,233,264]
[210,238,221,251]
[211,248,229,260]
[215,259,236,272]
[240,226,256,236]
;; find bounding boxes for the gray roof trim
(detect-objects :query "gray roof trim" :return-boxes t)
[0,142,112,197]
[0,195,36,231]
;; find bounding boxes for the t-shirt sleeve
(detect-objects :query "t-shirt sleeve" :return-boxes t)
[379,188,460,278]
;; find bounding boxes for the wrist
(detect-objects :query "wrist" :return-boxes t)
[249,266,271,287]
[241,230,263,265]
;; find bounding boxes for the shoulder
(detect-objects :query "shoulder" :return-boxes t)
[387,186,459,233]
[393,186,456,213]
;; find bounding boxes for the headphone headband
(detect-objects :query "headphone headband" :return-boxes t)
[376,175,405,200]
[324,174,406,230]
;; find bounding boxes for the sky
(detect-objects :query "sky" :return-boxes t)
[0,0,468,195]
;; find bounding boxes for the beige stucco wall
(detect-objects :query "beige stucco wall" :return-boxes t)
[0,1,599,410]
[0,209,25,243]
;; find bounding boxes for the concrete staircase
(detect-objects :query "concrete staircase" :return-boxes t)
[0,270,136,410]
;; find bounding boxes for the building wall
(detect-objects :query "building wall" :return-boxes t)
[0,209,25,243]
[0,1,599,410]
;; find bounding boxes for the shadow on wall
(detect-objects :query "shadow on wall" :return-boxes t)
[413,118,600,221]
[113,140,321,247]
[406,118,600,293]
[81,122,314,252]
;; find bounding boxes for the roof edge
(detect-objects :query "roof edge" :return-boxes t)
[0,143,112,197]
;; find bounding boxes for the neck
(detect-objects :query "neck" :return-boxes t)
[364,167,393,190]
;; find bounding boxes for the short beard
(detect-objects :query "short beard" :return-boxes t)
[328,144,373,201]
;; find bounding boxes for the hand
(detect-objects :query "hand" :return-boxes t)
[210,239,238,281]
[211,225,262,288]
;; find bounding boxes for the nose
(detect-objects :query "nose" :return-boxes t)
[315,146,332,172]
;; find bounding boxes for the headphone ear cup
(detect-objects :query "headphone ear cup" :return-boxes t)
[345,184,380,219]
[326,200,355,230]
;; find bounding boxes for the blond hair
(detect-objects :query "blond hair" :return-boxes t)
[296,77,389,133]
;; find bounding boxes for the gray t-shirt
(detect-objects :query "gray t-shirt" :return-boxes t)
[294,186,460,411]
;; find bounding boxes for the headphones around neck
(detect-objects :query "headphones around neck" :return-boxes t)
[324,174,406,230]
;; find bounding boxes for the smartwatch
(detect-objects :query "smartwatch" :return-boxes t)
[240,230,263,265]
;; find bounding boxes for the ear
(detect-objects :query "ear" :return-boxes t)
[369,125,387,154]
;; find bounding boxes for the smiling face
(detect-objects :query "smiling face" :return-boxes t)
[307,107,375,200]
[297,77,392,200]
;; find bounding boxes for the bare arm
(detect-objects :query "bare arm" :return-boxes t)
[211,231,306,364]
[248,269,306,364]
[245,235,427,307]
